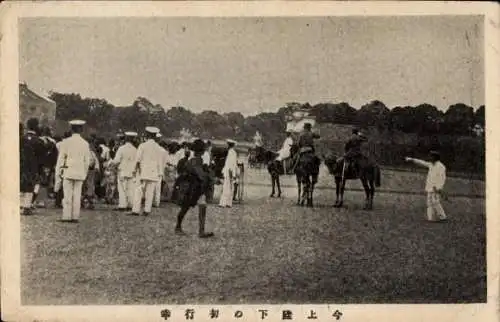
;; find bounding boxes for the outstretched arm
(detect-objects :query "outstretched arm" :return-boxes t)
[405,157,431,168]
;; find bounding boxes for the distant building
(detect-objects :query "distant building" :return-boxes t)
[19,83,56,126]
[134,97,164,114]
[285,104,316,133]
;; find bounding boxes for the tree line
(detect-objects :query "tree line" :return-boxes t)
[49,92,485,175]
[49,92,484,139]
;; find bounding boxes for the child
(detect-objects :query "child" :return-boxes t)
[405,150,447,222]
[175,139,214,238]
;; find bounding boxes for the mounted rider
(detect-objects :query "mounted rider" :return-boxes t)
[340,128,367,177]
[298,123,320,155]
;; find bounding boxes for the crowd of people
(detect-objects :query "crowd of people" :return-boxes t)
[20,116,448,231]
[19,117,243,237]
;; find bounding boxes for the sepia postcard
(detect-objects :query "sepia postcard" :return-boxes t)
[1,1,499,321]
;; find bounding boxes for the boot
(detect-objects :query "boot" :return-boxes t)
[198,206,214,238]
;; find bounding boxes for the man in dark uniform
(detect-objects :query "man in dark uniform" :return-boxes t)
[20,118,45,215]
[174,139,214,238]
[298,123,320,154]
[341,128,367,177]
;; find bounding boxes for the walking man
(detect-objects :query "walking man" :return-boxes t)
[129,127,162,216]
[174,139,214,238]
[405,150,448,222]
[219,139,238,208]
[109,131,138,211]
[54,120,91,223]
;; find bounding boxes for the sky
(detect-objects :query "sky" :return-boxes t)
[19,16,484,116]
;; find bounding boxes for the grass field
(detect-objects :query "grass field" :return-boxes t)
[21,169,486,305]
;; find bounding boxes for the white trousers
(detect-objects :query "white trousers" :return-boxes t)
[132,180,157,214]
[276,148,291,161]
[153,177,162,207]
[219,176,234,207]
[426,192,447,221]
[62,179,84,220]
[20,192,33,208]
[117,176,135,208]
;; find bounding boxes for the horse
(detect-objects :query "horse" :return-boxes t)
[293,149,322,207]
[247,146,267,168]
[323,154,381,210]
[263,145,320,207]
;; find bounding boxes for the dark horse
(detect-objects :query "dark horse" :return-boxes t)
[259,145,321,207]
[323,154,381,210]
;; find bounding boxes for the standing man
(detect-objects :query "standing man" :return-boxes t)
[129,126,162,216]
[153,132,168,207]
[174,139,214,238]
[219,139,238,208]
[202,140,215,202]
[20,118,45,215]
[405,151,448,222]
[109,131,138,211]
[54,120,91,223]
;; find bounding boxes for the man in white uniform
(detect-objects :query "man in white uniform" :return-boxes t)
[109,131,138,211]
[153,132,169,207]
[219,139,238,208]
[54,120,91,223]
[405,150,447,222]
[129,126,162,216]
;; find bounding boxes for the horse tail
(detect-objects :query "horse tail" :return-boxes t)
[374,165,381,187]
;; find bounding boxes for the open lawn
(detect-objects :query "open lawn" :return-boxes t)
[21,168,486,304]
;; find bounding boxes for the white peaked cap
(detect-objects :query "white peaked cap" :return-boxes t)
[145,126,160,134]
[124,131,138,137]
[226,139,237,144]
[69,119,86,126]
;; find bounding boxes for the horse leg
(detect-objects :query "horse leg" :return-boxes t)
[307,178,315,208]
[300,176,308,207]
[338,178,346,208]
[277,175,282,198]
[270,173,275,197]
[296,175,301,205]
[369,179,375,210]
[361,178,370,210]
[334,176,341,207]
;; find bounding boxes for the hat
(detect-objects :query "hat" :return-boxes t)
[69,119,86,126]
[27,117,39,130]
[191,139,206,153]
[124,131,138,137]
[145,126,160,134]
[226,139,237,144]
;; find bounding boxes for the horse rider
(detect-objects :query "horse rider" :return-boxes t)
[276,131,294,162]
[297,123,320,156]
[276,131,294,174]
[340,128,367,177]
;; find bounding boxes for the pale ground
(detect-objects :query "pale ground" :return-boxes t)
[21,168,485,304]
